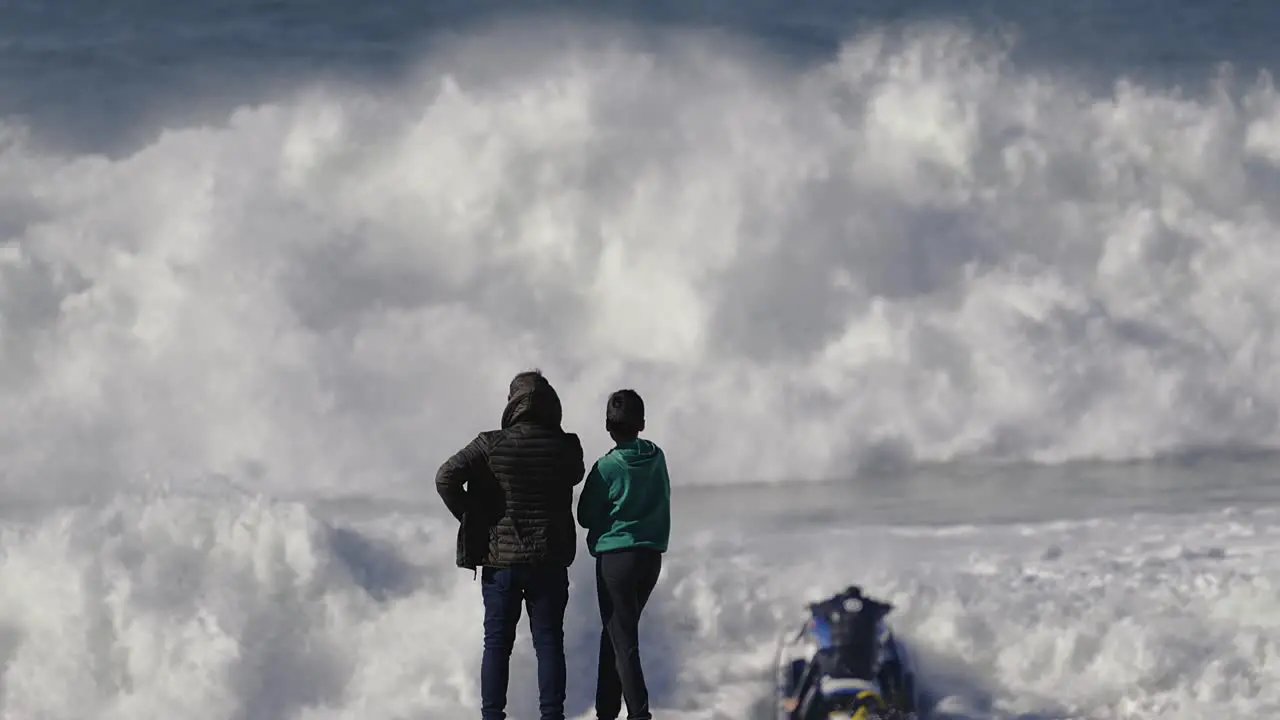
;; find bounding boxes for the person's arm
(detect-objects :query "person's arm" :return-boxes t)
[435,434,488,521]
[658,448,672,502]
[563,432,586,487]
[792,657,822,720]
[655,447,673,547]
[576,460,611,530]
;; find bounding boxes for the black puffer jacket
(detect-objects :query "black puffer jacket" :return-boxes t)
[435,373,585,569]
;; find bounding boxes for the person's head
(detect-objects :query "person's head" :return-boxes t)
[502,368,562,428]
[605,388,645,442]
[508,368,546,401]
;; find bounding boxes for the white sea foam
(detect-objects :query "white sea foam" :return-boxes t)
[0,493,1278,719]
[2,17,1280,719]
[3,22,1280,501]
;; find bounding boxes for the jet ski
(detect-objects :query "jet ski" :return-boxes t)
[773,585,920,720]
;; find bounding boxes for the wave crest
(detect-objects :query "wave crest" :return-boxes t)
[2,22,1280,496]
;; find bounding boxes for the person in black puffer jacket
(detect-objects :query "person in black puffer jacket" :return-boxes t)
[435,369,585,720]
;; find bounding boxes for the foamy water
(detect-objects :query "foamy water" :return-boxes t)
[2,18,1280,719]
[4,23,1280,500]
[1,493,1278,719]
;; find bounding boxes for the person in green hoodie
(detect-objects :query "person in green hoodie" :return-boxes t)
[576,388,670,720]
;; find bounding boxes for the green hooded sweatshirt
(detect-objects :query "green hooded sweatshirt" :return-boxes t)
[576,438,671,556]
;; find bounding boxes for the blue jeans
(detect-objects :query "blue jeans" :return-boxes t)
[480,564,569,720]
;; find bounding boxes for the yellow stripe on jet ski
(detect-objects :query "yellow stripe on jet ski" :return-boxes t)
[825,689,885,719]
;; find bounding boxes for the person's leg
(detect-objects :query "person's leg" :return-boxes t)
[634,551,660,616]
[597,549,663,720]
[594,556,623,720]
[481,566,524,720]
[524,564,570,720]
[629,551,661,715]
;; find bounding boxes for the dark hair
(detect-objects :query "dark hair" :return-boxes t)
[508,368,545,400]
[605,388,645,437]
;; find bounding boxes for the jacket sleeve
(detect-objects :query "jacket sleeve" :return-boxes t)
[564,432,586,487]
[435,434,488,521]
[576,460,610,530]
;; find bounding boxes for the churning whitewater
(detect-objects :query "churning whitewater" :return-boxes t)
[2,18,1280,720]
[5,23,1280,500]
[3,490,1280,719]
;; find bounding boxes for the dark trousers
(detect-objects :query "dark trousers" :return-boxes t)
[593,548,663,720]
[480,564,569,720]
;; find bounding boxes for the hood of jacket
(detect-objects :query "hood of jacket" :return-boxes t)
[501,373,563,429]
[610,438,662,466]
